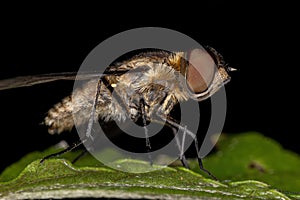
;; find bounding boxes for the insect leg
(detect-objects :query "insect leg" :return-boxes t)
[157,114,217,180]
[140,98,153,165]
[85,79,102,140]
[71,148,88,164]
[150,118,189,168]
[171,127,190,169]
[41,78,102,163]
[40,139,87,163]
[193,135,218,180]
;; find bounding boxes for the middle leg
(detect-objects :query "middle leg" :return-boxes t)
[140,98,152,165]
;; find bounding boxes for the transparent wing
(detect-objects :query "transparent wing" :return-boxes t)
[0,71,105,91]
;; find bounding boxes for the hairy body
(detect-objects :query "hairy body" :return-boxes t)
[44,48,231,135]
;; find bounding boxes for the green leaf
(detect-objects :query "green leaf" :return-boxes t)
[193,132,300,195]
[0,132,299,199]
[0,159,292,199]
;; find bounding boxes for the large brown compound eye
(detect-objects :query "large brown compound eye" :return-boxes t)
[186,48,216,93]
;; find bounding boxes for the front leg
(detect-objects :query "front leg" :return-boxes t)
[155,94,190,168]
[157,113,218,180]
[172,127,190,169]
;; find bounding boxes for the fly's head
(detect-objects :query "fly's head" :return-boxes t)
[178,46,234,101]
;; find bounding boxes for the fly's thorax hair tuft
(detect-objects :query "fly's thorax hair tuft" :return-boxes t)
[166,51,185,72]
[142,62,189,102]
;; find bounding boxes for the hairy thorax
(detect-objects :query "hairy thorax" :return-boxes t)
[111,62,189,122]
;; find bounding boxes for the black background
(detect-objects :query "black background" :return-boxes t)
[0,2,299,172]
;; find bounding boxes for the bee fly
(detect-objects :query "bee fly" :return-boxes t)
[0,46,235,180]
